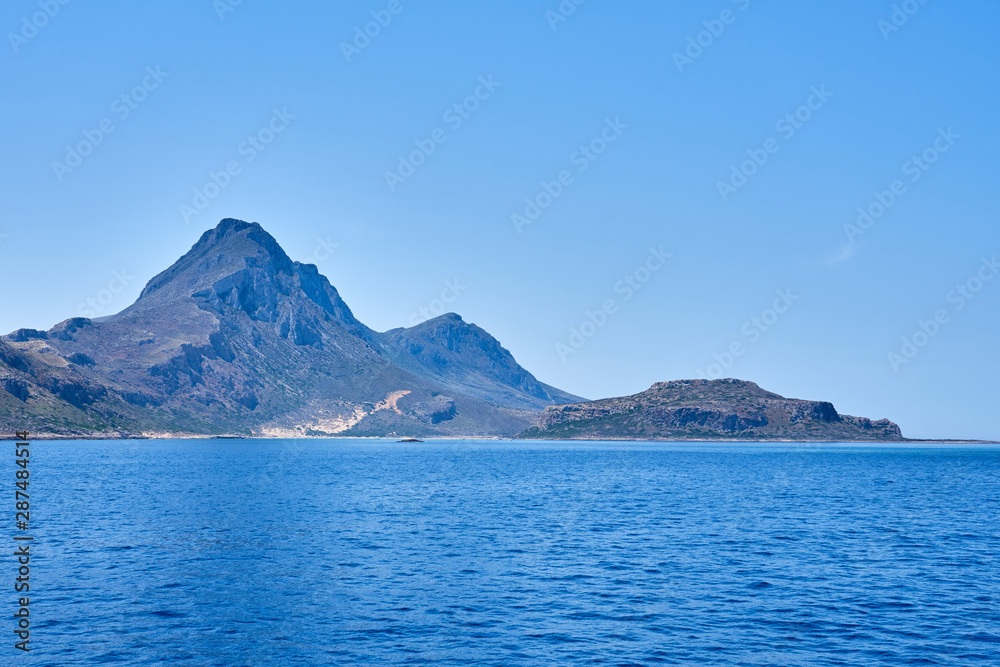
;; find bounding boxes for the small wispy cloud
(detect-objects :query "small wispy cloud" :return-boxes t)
[825,243,857,266]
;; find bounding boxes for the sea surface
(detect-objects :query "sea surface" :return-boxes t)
[13,439,1000,665]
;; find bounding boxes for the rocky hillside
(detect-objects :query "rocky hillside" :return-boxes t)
[380,314,578,411]
[518,379,905,441]
[0,219,582,438]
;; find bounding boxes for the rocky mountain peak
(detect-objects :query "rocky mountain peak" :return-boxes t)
[136,218,294,304]
[382,312,582,409]
[1,215,583,437]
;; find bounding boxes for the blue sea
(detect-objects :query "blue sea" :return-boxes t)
[15,439,1000,665]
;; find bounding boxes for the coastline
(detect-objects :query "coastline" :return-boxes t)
[6,433,997,444]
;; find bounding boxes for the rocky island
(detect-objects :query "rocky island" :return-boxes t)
[518,379,905,441]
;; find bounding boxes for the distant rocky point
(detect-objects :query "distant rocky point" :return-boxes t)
[518,379,905,442]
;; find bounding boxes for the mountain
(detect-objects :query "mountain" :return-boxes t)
[518,379,905,441]
[380,314,579,410]
[0,219,583,438]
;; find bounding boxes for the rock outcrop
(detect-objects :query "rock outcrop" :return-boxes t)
[518,379,905,441]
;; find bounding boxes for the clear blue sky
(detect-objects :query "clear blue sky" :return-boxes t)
[2,0,998,440]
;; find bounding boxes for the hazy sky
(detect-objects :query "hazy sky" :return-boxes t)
[2,0,998,440]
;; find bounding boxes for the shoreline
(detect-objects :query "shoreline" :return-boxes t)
[5,434,997,445]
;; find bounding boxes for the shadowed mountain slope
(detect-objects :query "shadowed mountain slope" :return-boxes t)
[381,313,580,411]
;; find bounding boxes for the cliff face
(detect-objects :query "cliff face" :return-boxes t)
[519,379,905,441]
[0,219,582,438]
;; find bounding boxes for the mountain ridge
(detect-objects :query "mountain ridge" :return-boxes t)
[0,218,582,437]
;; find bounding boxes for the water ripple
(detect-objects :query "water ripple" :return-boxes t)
[20,440,1000,665]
